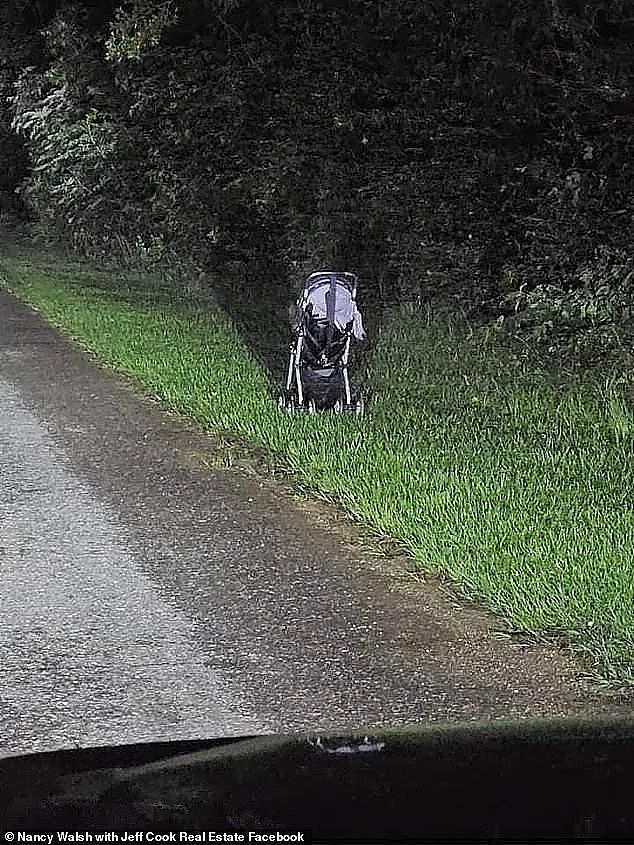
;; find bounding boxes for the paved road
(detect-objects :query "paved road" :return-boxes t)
[0,289,631,757]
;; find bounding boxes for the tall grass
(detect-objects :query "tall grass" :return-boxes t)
[1,244,633,686]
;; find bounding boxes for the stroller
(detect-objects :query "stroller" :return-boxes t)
[278,270,366,415]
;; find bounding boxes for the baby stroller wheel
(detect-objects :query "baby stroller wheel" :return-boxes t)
[278,393,295,414]
[355,397,365,417]
[333,399,343,414]
[307,398,317,415]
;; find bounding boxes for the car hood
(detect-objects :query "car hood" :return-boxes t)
[2,715,634,838]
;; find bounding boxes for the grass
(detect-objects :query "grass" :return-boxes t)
[1,241,633,688]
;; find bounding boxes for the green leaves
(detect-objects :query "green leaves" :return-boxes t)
[499,249,634,364]
[10,66,126,249]
[105,1,179,63]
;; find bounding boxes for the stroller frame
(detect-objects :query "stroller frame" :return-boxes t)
[279,271,364,415]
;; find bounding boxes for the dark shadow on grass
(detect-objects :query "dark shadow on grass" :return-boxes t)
[198,255,291,394]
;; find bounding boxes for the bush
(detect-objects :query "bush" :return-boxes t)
[499,247,634,366]
[4,0,634,367]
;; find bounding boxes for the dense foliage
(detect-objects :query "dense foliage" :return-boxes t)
[1,0,633,364]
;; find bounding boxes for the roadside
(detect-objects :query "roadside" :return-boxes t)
[1,272,633,754]
[2,242,634,688]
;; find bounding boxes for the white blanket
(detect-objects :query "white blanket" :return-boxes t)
[306,283,366,340]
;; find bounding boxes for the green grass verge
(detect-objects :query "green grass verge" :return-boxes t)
[1,242,633,687]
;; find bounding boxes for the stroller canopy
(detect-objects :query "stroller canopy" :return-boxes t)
[301,272,366,340]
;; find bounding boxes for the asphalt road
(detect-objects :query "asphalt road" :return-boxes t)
[0,289,631,757]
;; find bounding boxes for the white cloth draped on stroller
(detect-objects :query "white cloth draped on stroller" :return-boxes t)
[300,280,366,340]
